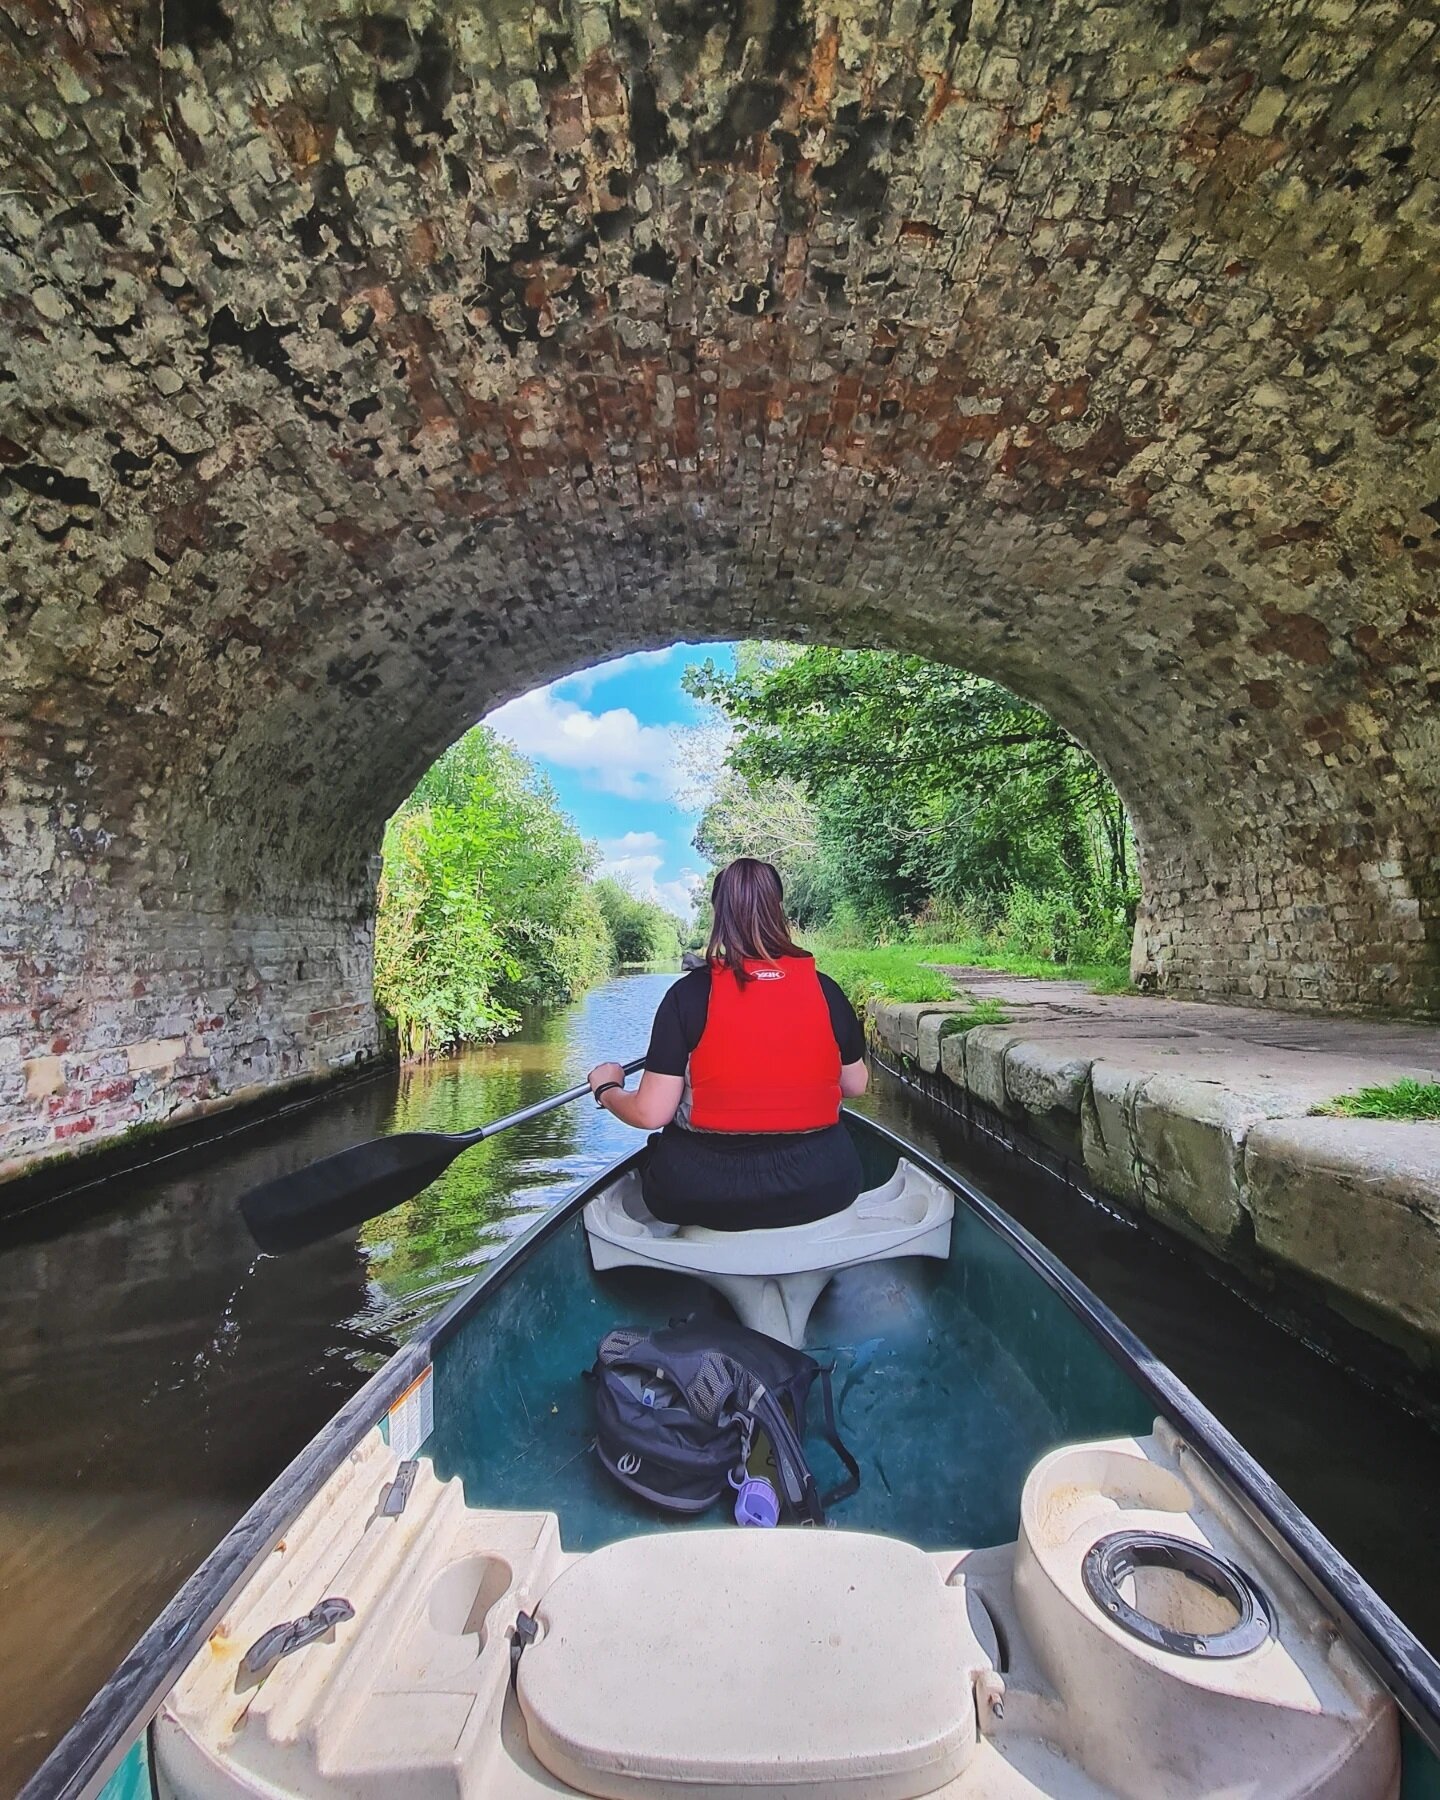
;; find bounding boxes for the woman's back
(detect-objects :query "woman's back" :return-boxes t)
[590,859,869,1231]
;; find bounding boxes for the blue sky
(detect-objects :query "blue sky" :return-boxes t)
[485,642,735,918]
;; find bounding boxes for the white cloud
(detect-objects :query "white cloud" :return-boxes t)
[599,830,666,859]
[596,834,703,918]
[486,687,688,800]
[559,647,677,699]
[657,871,705,917]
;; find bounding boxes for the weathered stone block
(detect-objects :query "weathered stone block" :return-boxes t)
[867,1002,904,1058]
[915,1005,973,1073]
[938,1027,969,1088]
[1129,1077,1267,1247]
[1081,1059,1147,1207]
[1245,1120,1440,1356]
[1002,1038,1098,1121]
[125,1038,186,1073]
[962,1026,1029,1116]
[23,1056,64,1100]
[892,1003,934,1062]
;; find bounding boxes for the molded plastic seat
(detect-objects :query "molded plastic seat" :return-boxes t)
[583,1159,954,1346]
[517,1529,987,1800]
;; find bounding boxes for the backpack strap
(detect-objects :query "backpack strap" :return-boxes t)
[751,1389,826,1525]
[813,1366,861,1507]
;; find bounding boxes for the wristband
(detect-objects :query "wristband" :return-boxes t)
[593,1080,624,1107]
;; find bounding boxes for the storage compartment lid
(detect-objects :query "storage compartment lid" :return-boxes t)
[517,1530,982,1799]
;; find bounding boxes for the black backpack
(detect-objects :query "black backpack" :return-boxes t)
[589,1318,860,1525]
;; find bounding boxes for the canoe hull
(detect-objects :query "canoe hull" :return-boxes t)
[31,1114,1440,1800]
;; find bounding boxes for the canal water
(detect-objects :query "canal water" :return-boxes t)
[2,971,1439,1792]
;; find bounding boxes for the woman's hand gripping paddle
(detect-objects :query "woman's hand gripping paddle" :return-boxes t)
[240,1057,645,1253]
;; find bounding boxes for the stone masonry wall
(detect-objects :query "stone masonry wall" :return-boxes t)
[0,773,378,1176]
[2,0,1439,1172]
[1135,828,1436,1012]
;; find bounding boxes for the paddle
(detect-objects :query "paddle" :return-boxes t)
[240,1057,646,1254]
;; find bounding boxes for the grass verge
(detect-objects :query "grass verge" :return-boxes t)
[811,944,1007,1027]
[810,936,1129,1005]
[1313,1079,1440,1121]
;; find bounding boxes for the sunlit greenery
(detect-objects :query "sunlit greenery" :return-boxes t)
[686,646,1135,986]
[810,944,1008,1026]
[376,727,616,1058]
[1314,1080,1440,1121]
[595,878,685,966]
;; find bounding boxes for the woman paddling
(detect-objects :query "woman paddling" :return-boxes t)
[587,858,869,1230]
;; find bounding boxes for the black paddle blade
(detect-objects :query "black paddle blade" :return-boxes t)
[240,1132,470,1253]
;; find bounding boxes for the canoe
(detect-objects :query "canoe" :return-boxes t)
[24,1112,1440,1800]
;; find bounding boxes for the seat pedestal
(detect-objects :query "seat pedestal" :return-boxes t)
[584,1159,954,1347]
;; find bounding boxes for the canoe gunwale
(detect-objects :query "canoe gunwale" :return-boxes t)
[861,1113,1440,1765]
[15,1175,595,1800]
[20,1115,1440,1800]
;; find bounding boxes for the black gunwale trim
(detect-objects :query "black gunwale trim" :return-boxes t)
[22,1113,1440,1799]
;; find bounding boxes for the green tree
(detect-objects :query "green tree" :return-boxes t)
[691,768,839,927]
[375,726,614,1057]
[684,646,1135,957]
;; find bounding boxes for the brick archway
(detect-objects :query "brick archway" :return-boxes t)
[3,0,1437,1170]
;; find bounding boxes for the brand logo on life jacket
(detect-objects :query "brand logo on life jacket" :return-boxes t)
[752,966,785,980]
[617,1452,642,1475]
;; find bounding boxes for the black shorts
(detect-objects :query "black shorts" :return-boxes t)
[640,1121,864,1231]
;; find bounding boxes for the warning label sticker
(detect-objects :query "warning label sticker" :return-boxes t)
[386,1365,434,1461]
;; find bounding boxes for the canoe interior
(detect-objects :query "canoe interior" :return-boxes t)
[89,1115,1440,1799]
[428,1132,1153,1551]
[98,1742,150,1800]
[1407,1731,1440,1799]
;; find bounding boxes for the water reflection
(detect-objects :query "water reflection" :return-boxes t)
[0,973,670,1793]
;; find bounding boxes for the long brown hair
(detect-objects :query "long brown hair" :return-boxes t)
[705,858,808,985]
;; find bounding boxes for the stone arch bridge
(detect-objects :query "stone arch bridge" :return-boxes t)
[2,0,1438,1172]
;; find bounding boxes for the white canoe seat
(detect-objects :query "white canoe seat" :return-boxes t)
[583,1159,954,1347]
[517,1529,989,1800]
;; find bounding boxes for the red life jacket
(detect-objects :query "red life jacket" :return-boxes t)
[687,955,841,1133]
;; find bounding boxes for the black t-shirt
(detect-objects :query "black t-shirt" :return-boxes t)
[644,962,866,1077]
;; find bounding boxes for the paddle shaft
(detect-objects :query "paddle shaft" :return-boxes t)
[240,1055,648,1252]
[459,1056,647,1143]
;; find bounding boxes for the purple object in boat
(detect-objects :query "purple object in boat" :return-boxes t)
[733,1475,780,1528]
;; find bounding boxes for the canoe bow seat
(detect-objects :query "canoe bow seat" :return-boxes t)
[517,1529,988,1800]
[583,1159,954,1347]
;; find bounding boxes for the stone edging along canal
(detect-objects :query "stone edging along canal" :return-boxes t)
[866,975,1440,1391]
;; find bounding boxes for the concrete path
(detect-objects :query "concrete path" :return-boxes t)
[931,970,1440,1063]
[868,974,1440,1373]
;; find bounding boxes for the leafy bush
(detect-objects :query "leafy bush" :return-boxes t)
[906,898,991,945]
[818,900,876,949]
[375,727,615,1058]
[992,886,1132,968]
[594,878,684,965]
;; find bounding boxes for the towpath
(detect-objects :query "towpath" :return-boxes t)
[931,969,1440,1062]
[868,973,1440,1373]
